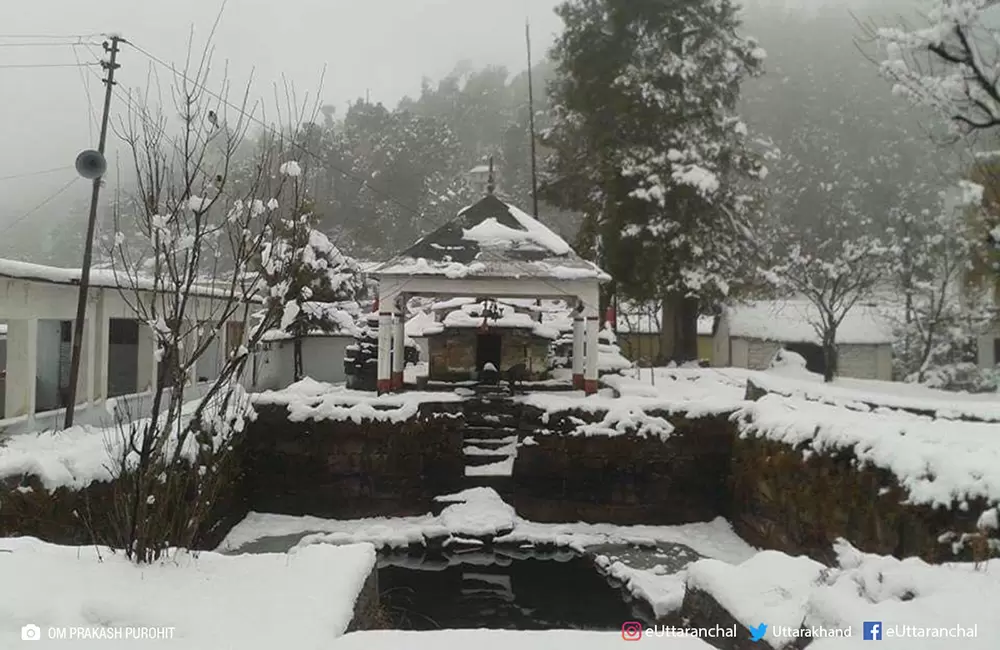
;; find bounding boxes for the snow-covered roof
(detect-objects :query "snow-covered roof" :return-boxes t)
[372,195,610,282]
[723,300,893,345]
[0,257,251,300]
[405,311,437,338]
[469,165,491,174]
[422,300,559,339]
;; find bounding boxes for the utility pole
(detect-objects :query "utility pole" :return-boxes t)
[526,19,540,220]
[64,35,122,428]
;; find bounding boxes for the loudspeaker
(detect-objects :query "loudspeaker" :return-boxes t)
[75,149,107,180]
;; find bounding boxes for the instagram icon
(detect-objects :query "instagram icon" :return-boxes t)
[622,622,643,641]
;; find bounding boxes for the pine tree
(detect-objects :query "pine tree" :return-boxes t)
[544,0,767,361]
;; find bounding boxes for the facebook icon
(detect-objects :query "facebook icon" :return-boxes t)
[863,622,883,640]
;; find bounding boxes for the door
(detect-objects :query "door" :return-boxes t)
[476,333,502,376]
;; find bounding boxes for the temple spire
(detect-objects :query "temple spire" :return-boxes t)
[487,156,495,195]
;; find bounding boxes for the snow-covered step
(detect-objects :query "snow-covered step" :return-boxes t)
[463,425,520,439]
[464,435,518,446]
[464,442,518,457]
[465,456,515,477]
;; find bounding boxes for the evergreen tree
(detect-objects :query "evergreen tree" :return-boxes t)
[260,188,364,381]
[544,0,767,361]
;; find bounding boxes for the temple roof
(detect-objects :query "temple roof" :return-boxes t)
[372,194,609,282]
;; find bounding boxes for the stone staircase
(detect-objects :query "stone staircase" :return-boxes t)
[460,385,520,499]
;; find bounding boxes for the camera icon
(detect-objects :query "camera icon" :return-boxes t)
[622,621,643,641]
[21,624,41,641]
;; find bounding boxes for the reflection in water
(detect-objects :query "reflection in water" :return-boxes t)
[377,551,640,631]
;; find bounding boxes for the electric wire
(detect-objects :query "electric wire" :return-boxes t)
[121,40,603,312]
[0,166,75,182]
[0,176,81,237]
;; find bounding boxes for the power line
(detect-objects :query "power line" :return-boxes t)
[0,62,100,69]
[71,44,99,139]
[120,42,597,309]
[0,165,74,182]
[125,40,428,226]
[0,176,80,236]
[0,33,102,39]
[0,41,103,47]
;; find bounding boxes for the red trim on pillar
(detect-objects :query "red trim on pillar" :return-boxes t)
[377,378,392,394]
[391,371,404,390]
[572,373,584,390]
[584,379,598,395]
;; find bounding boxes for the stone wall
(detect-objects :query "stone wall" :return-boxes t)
[428,329,550,382]
[513,408,737,525]
[0,456,248,550]
[243,402,465,518]
[730,435,996,564]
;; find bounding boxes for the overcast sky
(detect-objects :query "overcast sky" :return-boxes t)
[0,0,564,218]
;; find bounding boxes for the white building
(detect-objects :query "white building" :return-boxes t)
[712,299,894,380]
[0,258,250,435]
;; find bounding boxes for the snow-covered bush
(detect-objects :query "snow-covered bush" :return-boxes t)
[907,362,1000,394]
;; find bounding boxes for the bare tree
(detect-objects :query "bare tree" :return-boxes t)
[765,233,889,382]
[97,43,315,562]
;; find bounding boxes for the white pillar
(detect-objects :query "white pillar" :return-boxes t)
[4,319,38,419]
[584,314,600,395]
[377,312,393,394]
[391,298,405,391]
[571,310,585,390]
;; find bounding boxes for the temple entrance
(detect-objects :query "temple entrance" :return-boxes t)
[476,332,502,382]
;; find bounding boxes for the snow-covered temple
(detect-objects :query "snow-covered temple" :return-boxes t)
[370,191,610,394]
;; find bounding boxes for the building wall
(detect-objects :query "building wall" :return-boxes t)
[617,332,714,365]
[839,344,893,381]
[977,321,1000,370]
[250,335,354,391]
[427,328,549,381]
[731,336,892,381]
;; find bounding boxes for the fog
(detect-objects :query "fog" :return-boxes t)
[0,0,946,260]
[0,0,562,217]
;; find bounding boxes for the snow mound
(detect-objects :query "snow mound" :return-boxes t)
[435,487,516,538]
[0,537,375,650]
[686,551,827,648]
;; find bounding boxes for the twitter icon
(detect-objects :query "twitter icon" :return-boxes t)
[749,623,768,642]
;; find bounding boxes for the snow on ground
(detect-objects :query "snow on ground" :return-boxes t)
[607,365,1000,421]
[252,378,461,423]
[737,393,1000,509]
[333,630,714,649]
[0,537,375,650]
[0,388,250,491]
[744,366,1000,421]
[684,539,1000,649]
[805,541,1000,648]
